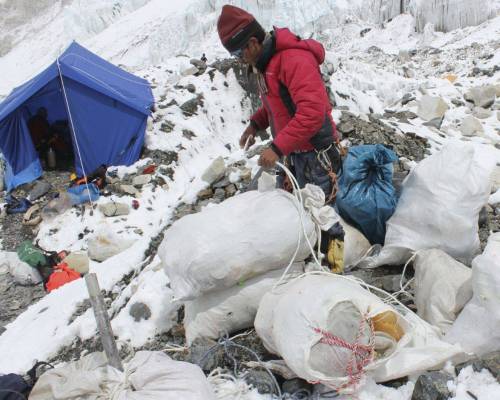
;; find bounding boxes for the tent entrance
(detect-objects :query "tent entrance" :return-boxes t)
[24,79,75,172]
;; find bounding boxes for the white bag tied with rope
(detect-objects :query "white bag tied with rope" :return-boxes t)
[255,274,463,392]
[445,233,500,356]
[29,351,216,400]
[414,249,472,334]
[358,142,493,269]
[184,263,304,345]
[160,183,333,300]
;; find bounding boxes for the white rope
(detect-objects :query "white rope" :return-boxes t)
[56,57,95,210]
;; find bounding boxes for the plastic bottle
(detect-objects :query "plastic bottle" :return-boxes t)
[47,147,56,170]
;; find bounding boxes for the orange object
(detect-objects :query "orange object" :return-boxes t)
[443,74,457,83]
[46,263,81,292]
[372,311,404,341]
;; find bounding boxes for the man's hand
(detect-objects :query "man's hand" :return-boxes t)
[258,147,279,168]
[239,124,256,149]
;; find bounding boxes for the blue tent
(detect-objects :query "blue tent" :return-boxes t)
[0,42,154,191]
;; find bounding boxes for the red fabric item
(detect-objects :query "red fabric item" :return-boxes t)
[142,164,156,174]
[46,263,80,292]
[250,28,338,156]
[217,5,254,45]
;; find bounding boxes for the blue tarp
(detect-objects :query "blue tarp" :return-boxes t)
[336,144,398,245]
[0,42,154,191]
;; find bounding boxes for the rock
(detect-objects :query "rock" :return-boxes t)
[455,351,500,379]
[473,107,492,119]
[160,121,175,133]
[189,337,219,371]
[212,177,230,189]
[182,129,196,140]
[244,370,278,395]
[186,83,196,93]
[180,95,203,116]
[360,28,371,37]
[98,202,130,217]
[190,59,207,70]
[464,85,496,109]
[282,378,313,396]
[129,302,152,322]
[460,116,484,136]
[119,184,139,196]
[411,371,453,400]
[401,93,416,106]
[181,66,199,77]
[417,96,449,121]
[478,206,488,228]
[224,184,237,197]
[87,230,132,262]
[197,188,213,200]
[451,99,465,107]
[27,181,52,201]
[175,203,194,219]
[423,116,444,129]
[213,188,225,202]
[337,121,355,134]
[132,174,152,187]
[201,157,226,185]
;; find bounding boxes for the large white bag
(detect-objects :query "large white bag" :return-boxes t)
[184,263,304,345]
[0,251,42,285]
[255,274,462,390]
[160,189,319,300]
[414,249,472,334]
[29,351,216,400]
[340,218,371,269]
[445,233,500,356]
[360,143,492,268]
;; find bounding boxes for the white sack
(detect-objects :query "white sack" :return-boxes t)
[29,351,215,400]
[360,143,493,268]
[0,251,42,285]
[255,274,462,389]
[414,249,472,334]
[340,218,371,269]
[184,263,304,345]
[445,233,500,356]
[160,188,320,300]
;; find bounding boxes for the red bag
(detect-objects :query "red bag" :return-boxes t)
[46,262,81,292]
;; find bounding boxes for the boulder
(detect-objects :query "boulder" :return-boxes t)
[455,351,500,379]
[181,66,199,77]
[180,96,203,116]
[460,116,484,136]
[132,174,152,187]
[197,188,213,200]
[417,96,449,121]
[119,185,139,196]
[129,302,152,322]
[98,202,130,217]
[411,371,453,400]
[472,107,492,119]
[87,229,132,262]
[201,157,226,185]
[464,85,496,109]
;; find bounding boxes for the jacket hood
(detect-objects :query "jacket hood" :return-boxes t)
[274,27,325,65]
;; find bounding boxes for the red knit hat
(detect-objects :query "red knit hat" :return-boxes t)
[217,5,265,53]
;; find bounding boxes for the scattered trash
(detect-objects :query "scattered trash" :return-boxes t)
[22,204,42,226]
[446,233,500,356]
[1,251,43,285]
[45,263,80,292]
[5,195,31,214]
[29,351,216,399]
[414,249,472,334]
[41,192,73,220]
[16,241,48,269]
[141,164,157,174]
[27,181,52,202]
[98,201,130,217]
[336,144,398,245]
[66,183,100,205]
[340,218,372,270]
[132,199,140,209]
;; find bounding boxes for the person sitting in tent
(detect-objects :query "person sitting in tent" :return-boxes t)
[28,107,49,152]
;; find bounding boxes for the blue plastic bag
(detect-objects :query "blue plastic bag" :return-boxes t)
[336,144,398,245]
[66,183,100,205]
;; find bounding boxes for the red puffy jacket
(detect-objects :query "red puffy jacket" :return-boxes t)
[250,27,337,156]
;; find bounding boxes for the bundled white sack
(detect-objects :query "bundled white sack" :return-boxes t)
[160,186,327,300]
[0,251,42,285]
[414,249,472,334]
[184,263,304,345]
[29,351,216,400]
[445,233,500,356]
[359,143,493,269]
[340,218,371,269]
[255,274,462,390]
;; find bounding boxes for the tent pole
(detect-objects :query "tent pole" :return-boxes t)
[56,58,95,211]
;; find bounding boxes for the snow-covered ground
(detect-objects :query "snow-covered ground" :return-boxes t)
[1,1,500,399]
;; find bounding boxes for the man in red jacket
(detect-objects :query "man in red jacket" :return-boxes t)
[217,4,341,200]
